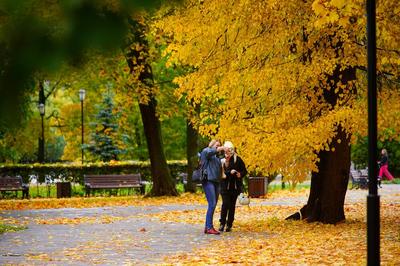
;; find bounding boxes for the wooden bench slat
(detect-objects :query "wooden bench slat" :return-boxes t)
[90,185,142,188]
[0,188,24,191]
[350,170,368,189]
[0,176,29,199]
[84,174,144,196]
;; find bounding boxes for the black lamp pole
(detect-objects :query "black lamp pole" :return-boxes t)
[366,0,380,265]
[38,103,45,163]
[79,89,86,164]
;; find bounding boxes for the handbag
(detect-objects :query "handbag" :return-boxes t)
[192,168,203,183]
[192,161,207,183]
[192,150,211,183]
[238,192,250,205]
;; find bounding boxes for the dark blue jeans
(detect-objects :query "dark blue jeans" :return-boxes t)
[202,181,219,229]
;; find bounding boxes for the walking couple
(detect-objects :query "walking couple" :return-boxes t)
[199,139,247,235]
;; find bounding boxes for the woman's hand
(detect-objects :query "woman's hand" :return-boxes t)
[231,169,241,178]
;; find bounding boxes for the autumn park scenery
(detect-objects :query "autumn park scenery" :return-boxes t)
[0,0,399,265]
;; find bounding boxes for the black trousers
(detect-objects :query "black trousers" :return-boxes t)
[219,192,239,227]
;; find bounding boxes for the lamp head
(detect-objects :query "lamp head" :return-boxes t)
[38,103,45,115]
[79,89,86,101]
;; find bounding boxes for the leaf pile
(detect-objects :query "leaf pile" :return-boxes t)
[0,193,206,211]
[160,202,400,265]
[1,189,399,264]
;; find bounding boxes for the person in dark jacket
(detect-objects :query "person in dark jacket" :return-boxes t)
[219,141,247,232]
[200,139,226,235]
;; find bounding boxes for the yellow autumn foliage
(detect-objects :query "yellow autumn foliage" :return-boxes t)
[156,0,400,182]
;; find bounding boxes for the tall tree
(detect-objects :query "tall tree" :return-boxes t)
[160,0,400,222]
[86,92,123,162]
[124,18,178,196]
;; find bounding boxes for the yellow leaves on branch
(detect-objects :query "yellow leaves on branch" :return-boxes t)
[312,0,363,28]
[158,0,400,181]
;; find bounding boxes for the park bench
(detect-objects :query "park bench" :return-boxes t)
[349,169,368,189]
[0,176,29,199]
[84,174,145,196]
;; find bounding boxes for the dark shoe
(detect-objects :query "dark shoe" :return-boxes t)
[225,226,232,232]
[378,178,382,188]
[218,224,225,232]
[205,228,220,235]
[204,228,207,234]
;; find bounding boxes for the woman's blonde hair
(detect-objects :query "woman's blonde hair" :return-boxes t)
[223,141,235,153]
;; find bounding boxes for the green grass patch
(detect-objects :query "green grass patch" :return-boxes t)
[1,183,147,199]
[267,182,310,193]
[382,178,400,184]
[0,224,27,234]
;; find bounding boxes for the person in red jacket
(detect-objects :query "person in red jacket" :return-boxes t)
[378,149,394,187]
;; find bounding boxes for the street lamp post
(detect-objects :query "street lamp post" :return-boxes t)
[79,89,86,164]
[38,103,45,163]
[366,0,380,265]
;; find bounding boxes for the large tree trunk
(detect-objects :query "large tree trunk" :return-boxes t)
[287,66,355,224]
[288,127,351,224]
[125,18,177,196]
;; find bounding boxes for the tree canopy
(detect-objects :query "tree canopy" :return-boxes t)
[158,0,400,183]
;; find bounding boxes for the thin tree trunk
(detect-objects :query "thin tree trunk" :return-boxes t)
[185,118,198,192]
[125,18,177,196]
[139,99,177,196]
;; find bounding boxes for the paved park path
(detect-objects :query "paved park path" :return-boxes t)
[1,184,399,265]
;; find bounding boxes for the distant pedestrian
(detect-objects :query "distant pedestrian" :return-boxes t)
[200,140,226,235]
[378,149,394,186]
